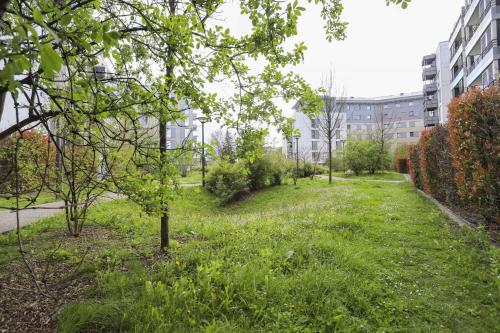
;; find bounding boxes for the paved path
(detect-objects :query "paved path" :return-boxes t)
[0,201,69,233]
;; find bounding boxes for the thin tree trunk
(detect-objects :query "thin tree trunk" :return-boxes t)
[328,137,332,184]
[159,120,169,250]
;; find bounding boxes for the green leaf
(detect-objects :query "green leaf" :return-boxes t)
[40,44,63,77]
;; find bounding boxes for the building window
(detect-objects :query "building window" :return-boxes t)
[396,104,401,108]
[311,118,319,128]
[312,152,321,161]
[409,131,419,138]
[409,121,416,127]
[397,122,406,128]
[336,141,342,148]
[384,123,391,129]
[353,115,361,120]
[347,124,351,130]
[335,129,341,139]
[366,106,371,110]
[366,115,372,120]
[312,141,318,151]
[429,111,435,117]
[311,130,319,139]
[384,104,389,109]
[409,102,414,106]
[409,111,415,117]
[397,132,406,138]
[170,126,176,138]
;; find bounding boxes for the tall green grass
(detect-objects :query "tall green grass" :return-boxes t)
[2,179,498,332]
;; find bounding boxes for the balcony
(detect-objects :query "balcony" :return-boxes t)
[424,99,438,110]
[465,39,498,76]
[422,66,437,80]
[423,82,437,93]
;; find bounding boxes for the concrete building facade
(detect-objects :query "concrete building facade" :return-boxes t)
[422,42,452,126]
[284,92,425,163]
[449,0,500,98]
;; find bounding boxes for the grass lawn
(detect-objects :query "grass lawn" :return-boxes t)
[332,171,406,181]
[178,171,202,184]
[0,192,58,211]
[0,179,498,332]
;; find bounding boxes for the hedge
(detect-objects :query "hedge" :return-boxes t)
[448,86,499,224]
[418,125,457,204]
[408,86,499,226]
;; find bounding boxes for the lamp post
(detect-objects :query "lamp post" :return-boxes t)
[341,139,346,171]
[197,116,208,187]
[294,134,300,185]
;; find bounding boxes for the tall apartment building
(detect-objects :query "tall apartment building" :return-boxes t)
[284,92,425,162]
[449,0,500,98]
[422,42,452,126]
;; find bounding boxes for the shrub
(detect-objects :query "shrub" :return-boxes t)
[344,139,383,175]
[448,86,500,223]
[418,125,458,203]
[206,161,248,204]
[408,144,423,190]
[392,144,409,173]
[0,130,56,193]
[247,157,271,191]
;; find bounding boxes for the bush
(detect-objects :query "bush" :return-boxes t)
[392,144,409,173]
[247,157,271,191]
[344,139,383,175]
[448,87,500,223]
[0,130,56,193]
[418,125,457,203]
[408,144,423,190]
[206,161,248,204]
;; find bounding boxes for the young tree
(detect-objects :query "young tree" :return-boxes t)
[317,71,346,184]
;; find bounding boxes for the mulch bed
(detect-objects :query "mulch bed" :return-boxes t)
[0,226,114,333]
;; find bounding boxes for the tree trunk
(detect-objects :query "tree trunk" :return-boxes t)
[159,120,169,250]
[328,137,332,184]
[161,213,169,249]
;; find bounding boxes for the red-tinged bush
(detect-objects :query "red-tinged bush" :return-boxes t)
[0,130,56,193]
[392,144,409,173]
[418,125,458,204]
[408,144,423,190]
[448,86,500,224]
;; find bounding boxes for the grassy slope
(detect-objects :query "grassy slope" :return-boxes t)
[1,179,498,332]
[332,171,405,181]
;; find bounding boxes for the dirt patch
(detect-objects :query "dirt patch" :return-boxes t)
[0,226,115,333]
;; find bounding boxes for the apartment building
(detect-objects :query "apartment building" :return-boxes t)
[449,0,500,98]
[284,92,425,162]
[422,42,452,126]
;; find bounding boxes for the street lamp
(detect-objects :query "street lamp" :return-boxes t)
[341,139,346,171]
[294,134,300,185]
[196,116,209,187]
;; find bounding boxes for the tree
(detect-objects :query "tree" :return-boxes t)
[371,103,399,170]
[317,71,346,183]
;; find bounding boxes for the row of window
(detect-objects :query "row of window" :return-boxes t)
[346,121,418,131]
[345,101,416,111]
[349,110,417,121]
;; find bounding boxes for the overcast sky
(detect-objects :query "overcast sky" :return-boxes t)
[290,0,465,98]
